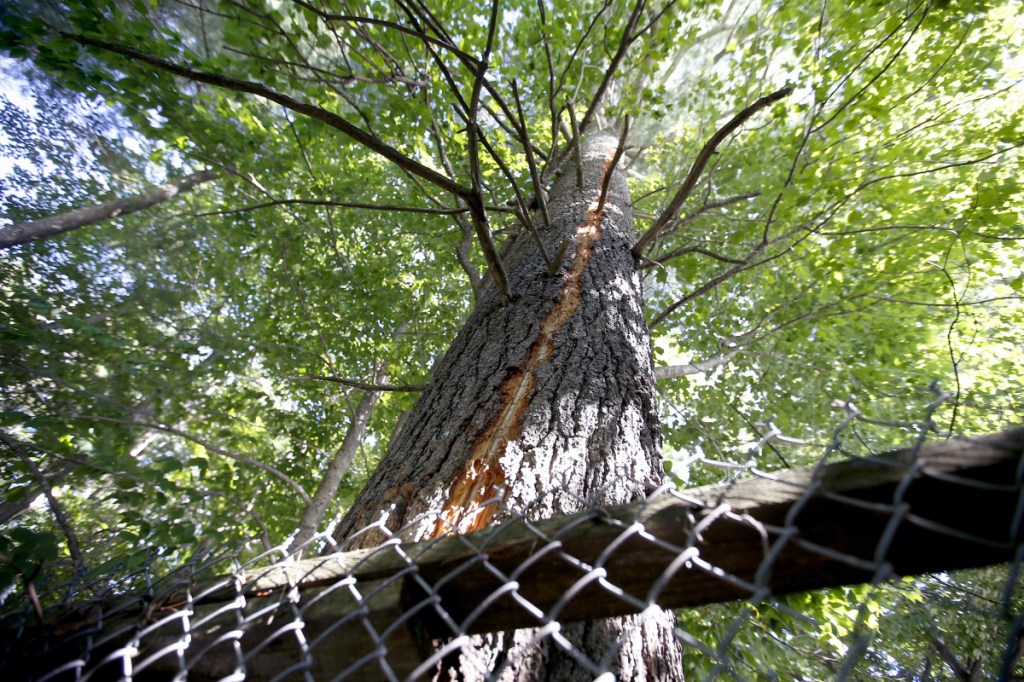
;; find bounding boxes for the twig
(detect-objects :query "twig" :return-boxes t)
[460,108,539,244]
[512,207,552,268]
[547,239,573,277]
[64,32,472,199]
[291,374,427,392]
[553,0,612,99]
[397,0,545,170]
[577,0,647,135]
[632,0,677,39]
[632,86,793,257]
[511,80,552,232]
[463,0,512,303]
[394,0,512,301]
[649,248,768,328]
[566,99,585,188]
[597,119,630,215]
[428,116,486,298]
[481,101,549,162]
[0,431,85,574]
[534,0,560,164]
[638,192,760,264]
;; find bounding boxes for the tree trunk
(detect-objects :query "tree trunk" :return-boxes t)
[334,133,683,680]
[0,169,217,250]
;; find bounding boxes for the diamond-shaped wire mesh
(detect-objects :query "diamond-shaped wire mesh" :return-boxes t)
[2,403,1021,681]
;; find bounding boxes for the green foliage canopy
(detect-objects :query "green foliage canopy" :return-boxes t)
[0,0,1021,673]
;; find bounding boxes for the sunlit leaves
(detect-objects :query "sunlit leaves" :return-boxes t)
[638,0,1022,460]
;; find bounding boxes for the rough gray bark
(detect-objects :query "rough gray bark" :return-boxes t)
[0,169,217,250]
[335,133,683,680]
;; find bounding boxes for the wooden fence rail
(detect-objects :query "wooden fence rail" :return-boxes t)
[5,428,1023,680]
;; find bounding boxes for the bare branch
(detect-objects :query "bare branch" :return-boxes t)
[63,32,471,199]
[534,0,561,163]
[289,383,382,556]
[289,322,413,556]
[566,99,585,188]
[461,0,512,303]
[190,198,467,218]
[286,0,473,69]
[426,117,486,299]
[813,6,929,133]
[511,80,552,232]
[654,349,741,380]
[639,192,760,265]
[401,0,457,45]
[597,118,630,215]
[649,248,767,328]
[866,293,1021,308]
[462,108,537,251]
[286,1,482,65]
[291,374,427,392]
[465,202,512,306]
[0,431,85,573]
[632,86,793,257]
[547,238,573,277]
[0,170,217,250]
[650,244,748,267]
[577,0,647,135]
[553,0,612,100]
[632,0,677,40]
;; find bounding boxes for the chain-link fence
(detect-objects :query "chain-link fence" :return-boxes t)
[2,403,1022,681]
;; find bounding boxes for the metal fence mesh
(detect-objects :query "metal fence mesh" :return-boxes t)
[2,400,1022,681]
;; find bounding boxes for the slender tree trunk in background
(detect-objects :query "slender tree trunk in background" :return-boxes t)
[0,484,45,526]
[288,372,384,556]
[0,169,217,250]
[290,321,412,555]
[335,133,684,680]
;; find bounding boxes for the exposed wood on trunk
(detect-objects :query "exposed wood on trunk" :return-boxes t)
[331,132,681,679]
[0,170,218,250]
[431,149,620,539]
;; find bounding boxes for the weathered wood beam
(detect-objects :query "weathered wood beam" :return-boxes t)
[249,428,1024,612]
[402,427,1024,635]
[5,428,1022,679]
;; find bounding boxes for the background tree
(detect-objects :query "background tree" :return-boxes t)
[0,0,1021,678]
